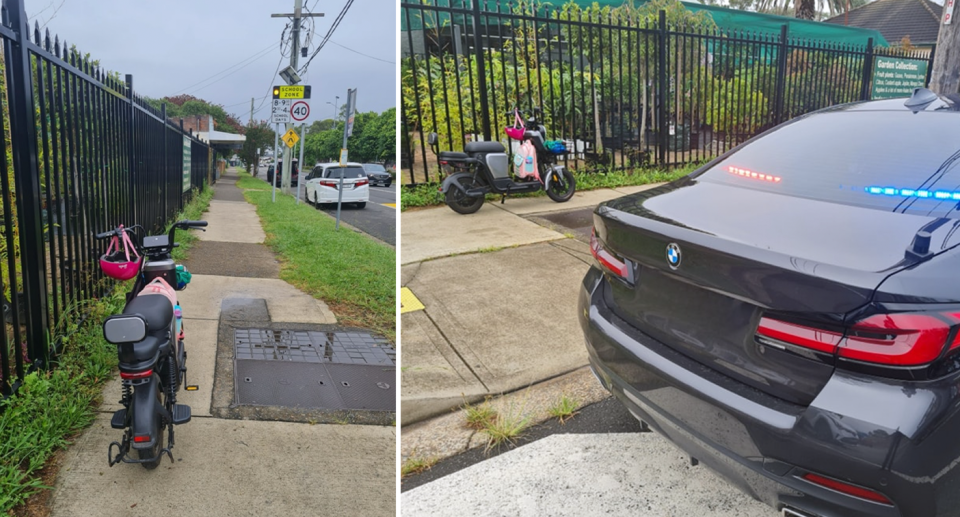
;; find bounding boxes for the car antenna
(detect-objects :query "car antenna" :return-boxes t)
[904,88,940,111]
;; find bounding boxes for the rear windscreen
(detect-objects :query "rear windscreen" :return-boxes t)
[697,111,960,217]
[324,167,365,179]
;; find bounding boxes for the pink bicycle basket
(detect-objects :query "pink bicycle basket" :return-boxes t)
[99,226,141,281]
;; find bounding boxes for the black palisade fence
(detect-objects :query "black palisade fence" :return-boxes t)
[0,0,213,401]
[400,0,934,185]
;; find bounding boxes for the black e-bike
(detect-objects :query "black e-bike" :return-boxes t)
[432,107,576,214]
[98,220,207,469]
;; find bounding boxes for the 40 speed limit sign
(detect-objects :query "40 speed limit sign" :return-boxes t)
[290,100,310,122]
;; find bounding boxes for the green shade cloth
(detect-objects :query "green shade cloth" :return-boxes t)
[401,0,889,48]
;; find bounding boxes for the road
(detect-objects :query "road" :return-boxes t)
[318,183,396,245]
[256,166,396,245]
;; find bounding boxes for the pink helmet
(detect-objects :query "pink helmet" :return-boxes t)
[99,227,141,281]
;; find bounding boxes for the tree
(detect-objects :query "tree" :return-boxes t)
[302,108,396,166]
[143,95,245,134]
[795,0,815,19]
[239,121,276,171]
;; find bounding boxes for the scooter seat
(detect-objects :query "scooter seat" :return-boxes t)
[438,151,469,161]
[464,141,504,153]
[124,294,173,338]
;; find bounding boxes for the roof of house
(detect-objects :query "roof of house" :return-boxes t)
[824,0,942,45]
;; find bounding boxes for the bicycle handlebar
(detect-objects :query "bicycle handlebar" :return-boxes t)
[177,220,208,228]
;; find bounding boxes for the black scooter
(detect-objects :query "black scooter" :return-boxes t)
[432,107,576,214]
[98,220,207,469]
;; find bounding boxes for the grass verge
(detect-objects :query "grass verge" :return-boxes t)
[170,186,215,262]
[236,172,271,191]
[400,162,704,211]
[240,173,396,340]
[480,408,533,449]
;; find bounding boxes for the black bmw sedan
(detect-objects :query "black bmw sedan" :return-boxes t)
[579,90,960,517]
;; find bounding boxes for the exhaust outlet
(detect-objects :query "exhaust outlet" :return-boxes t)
[782,507,818,517]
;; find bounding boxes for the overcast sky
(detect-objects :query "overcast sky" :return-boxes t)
[26,0,396,125]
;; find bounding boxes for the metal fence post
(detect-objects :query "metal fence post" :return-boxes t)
[179,119,185,212]
[4,0,50,368]
[125,75,137,225]
[860,38,874,101]
[925,44,937,87]
[773,24,789,125]
[472,0,491,141]
[161,103,168,220]
[657,10,667,166]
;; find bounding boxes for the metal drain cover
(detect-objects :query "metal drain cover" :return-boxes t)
[234,329,395,365]
[235,360,395,411]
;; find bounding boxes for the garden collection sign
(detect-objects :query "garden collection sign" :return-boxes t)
[871,57,928,100]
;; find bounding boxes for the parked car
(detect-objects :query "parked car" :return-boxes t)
[579,90,960,517]
[304,162,369,209]
[267,160,299,187]
[362,163,392,187]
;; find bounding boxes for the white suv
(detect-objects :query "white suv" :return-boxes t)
[305,163,370,209]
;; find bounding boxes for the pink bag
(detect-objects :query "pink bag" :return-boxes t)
[513,140,539,181]
[504,110,524,141]
[138,277,177,309]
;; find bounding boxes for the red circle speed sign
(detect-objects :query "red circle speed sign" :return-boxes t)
[290,101,310,122]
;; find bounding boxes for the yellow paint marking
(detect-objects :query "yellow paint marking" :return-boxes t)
[382,203,396,208]
[400,287,424,314]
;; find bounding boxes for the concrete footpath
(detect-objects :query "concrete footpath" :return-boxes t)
[401,433,772,517]
[49,169,395,517]
[400,185,660,425]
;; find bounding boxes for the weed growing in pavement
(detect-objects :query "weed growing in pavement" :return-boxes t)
[462,399,497,430]
[548,394,580,424]
[401,456,438,478]
[480,408,533,449]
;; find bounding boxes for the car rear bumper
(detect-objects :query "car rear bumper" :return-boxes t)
[317,187,368,204]
[579,266,960,517]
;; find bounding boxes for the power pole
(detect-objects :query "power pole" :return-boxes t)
[249,97,255,124]
[271,2,323,194]
[930,0,960,95]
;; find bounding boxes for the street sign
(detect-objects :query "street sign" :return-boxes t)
[345,89,357,137]
[945,0,955,24]
[282,128,300,148]
[271,99,292,123]
[291,100,310,122]
[272,85,312,99]
[339,148,348,166]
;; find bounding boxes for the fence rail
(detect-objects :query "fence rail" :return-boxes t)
[0,0,212,400]
[400,0,934,185]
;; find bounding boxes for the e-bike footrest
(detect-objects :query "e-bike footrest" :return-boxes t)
[171,404,191,425]
[110,409,127,429]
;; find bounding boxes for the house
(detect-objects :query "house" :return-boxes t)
[824,0,942,50]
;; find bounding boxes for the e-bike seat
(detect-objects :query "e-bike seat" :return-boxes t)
[117,295,174,366]
[438,151,469,161]
[464,141,504,154]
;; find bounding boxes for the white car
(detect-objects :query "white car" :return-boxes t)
[305,163,370,209]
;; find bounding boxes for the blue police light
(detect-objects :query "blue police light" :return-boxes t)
[865,186,960,201]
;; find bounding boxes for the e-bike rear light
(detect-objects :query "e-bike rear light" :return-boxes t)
[120,369,153,380]
[133,435,151,443]
[590,228,628,278]
[800,473,892,505]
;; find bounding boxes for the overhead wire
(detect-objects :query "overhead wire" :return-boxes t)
[327,40,394,64]
[174,41,277,94]
[299,0,355,74]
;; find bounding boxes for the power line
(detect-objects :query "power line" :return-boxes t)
[328,40,394,64]
[299,0,355,74]
[188,48,275,95]
[174,41,276,94]
[252,54,286,117]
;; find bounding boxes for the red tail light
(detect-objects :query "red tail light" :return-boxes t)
[120,369,153,380]
[801,473,892,505]
[319,181,338,189]
[758,312,960,366]
[590,229,628,278]
[355,179,369,188]
[133,435,151,443]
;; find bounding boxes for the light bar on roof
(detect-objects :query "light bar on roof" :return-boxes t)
[865,186,960,201]
[727,166,781,183]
